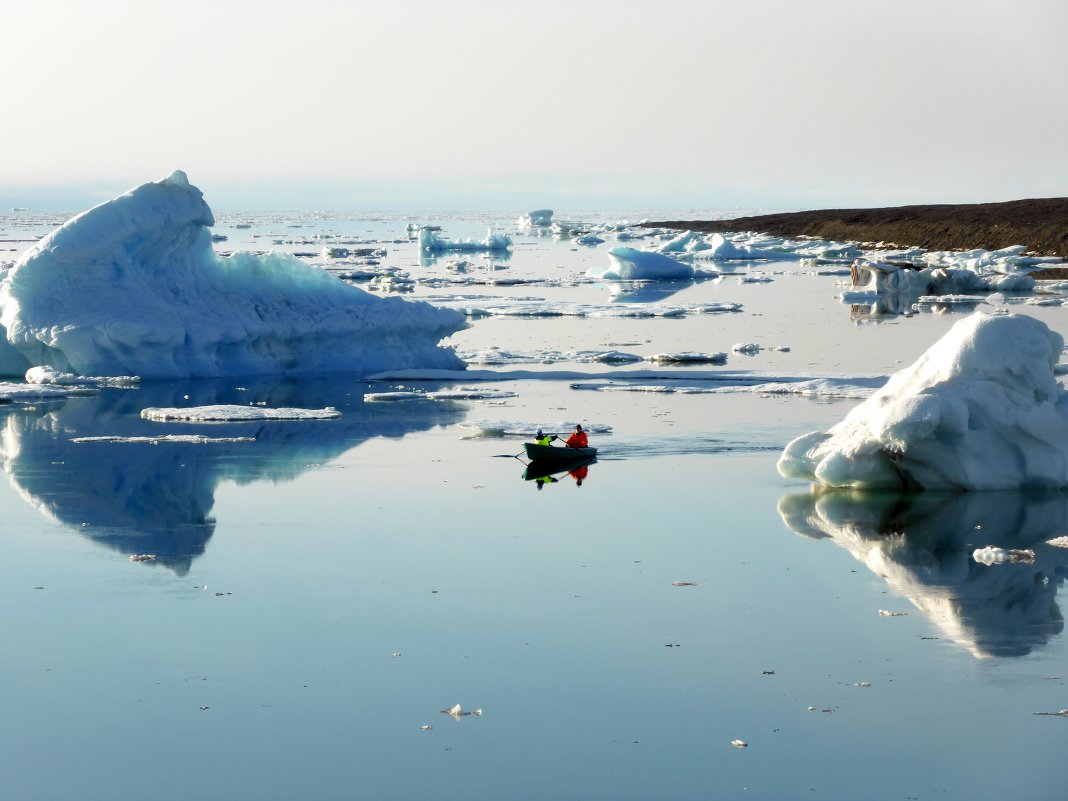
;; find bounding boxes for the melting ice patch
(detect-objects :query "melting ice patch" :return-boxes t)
[0,171,466,379]
[779,312,1068,490]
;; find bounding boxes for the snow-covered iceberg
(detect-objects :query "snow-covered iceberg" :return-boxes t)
[587,247,694,281]
[778,312,1068,490]
[0,172,466,379]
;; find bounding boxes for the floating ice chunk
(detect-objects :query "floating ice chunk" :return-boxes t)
[657,230,700,253]
[730,739,748,748]
[689,233,788,261]
[1047,536,1068,548]
[587,247,693,281]
[0,381,97,401]
[0,172,466,378]
[424,387,517,400]
[646,352,728,365]
[779,312,1068,490]
[129,553,156,561]
[732,343,762,355]
[72,434,256,444]
[419,227,512,254]
[141,405,341,422]
[574,234,605,246]
[26,366,139,387]
[972,546,1036,565]
[518,209,553,227]
[364,391,428,401]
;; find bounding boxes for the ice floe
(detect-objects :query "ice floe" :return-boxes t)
[26,366,139,387]
[365,387,516,402]
[72,434,256,444]
[141,405,341,422]
[779,312,1068,490]
[0,171,466,379]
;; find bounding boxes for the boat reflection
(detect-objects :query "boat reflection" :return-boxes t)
[778,489,1068,658]
[0,376,465,574]
[523,457,596,489]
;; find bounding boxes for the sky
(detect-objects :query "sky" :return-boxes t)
[1,0,1066,212]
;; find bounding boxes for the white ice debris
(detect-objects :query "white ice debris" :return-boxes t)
[419,227,512,254]
[141,405,341,422]
[72,434,256,444]
[587,247,693,281]
[0,171,466,379]
[1047,536,1068,548]
[779,312,1068,490]
[0,381,98,401]
[25,366,139,387]
[847,259,1037,303]
[518,209,553,227]
[732,343,762,355]
[972,546,1036,565]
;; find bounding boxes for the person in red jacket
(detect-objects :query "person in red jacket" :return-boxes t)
[565,424,588,448]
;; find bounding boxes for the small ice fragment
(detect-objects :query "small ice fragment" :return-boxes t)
[442,703,467,719]
[807,706,817,712]
[129,553,156,562]
[732,343,762,355]
[854,682,871,688]
[761,670,775,675]
[1047,536,1068,548]
[473,708,483,716]
[671,581,697,587]
[420,724,433,731]
[878,609,907,617]
[390,652,402,658]
[731,739,748,748]
[972,546,1036,565]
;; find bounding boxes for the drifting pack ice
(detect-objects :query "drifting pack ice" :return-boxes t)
[0,172,466,379]
[778,312,1068,490]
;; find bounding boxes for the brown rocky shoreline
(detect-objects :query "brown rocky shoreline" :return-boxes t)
[648,197,1068,259]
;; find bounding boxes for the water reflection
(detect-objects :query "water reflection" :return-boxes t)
[606,279,695,304]
[522,457,596,489]
[0,377,464,574]
[778,489,1068,658]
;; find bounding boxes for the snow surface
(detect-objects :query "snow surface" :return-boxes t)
[779,312,1068,490]
[0,172,466,379]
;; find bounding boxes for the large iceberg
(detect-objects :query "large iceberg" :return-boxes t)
[0,172,466,379]
[778,312,1068,490]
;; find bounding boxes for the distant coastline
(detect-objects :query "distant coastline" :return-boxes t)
[647,197,1068,259]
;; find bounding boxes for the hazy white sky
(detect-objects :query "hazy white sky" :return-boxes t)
[2,0,1065,210]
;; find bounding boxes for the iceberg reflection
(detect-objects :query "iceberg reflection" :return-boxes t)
[778,489,1068,658]
[0,377,464,574]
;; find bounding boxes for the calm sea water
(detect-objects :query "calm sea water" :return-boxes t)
[1,211,1066,800]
